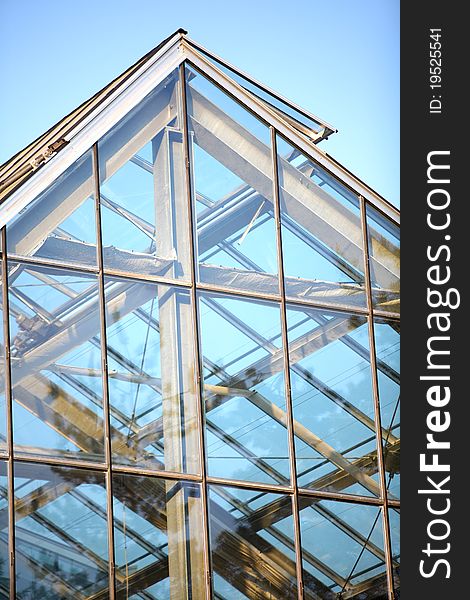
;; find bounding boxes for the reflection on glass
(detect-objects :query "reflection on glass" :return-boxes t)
[366,203,400,314]
[105,278,200,474]
[0,462,8,594]
[286,303,381,497]
[8,263,105,462]
[98,68,191,281]
[389,508,400,595]
[14,463,108,598]
[374,318,400,500]
[299,497,386,597]
[113,473,205,598]
[209,484,297,598]
[186,66,280,296]
[6,151,97,268]
[199,292,289,484]
[277,135,367,309]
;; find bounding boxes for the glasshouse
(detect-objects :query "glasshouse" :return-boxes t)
[0,29,400,600]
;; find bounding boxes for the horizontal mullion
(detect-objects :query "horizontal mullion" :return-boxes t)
[4,256,394,321]
[298,487,387,507]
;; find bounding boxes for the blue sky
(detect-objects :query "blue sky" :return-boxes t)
[0,0,399,206]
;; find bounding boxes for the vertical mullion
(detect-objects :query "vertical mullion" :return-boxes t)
[180,61,212,600]
[92,144,116,598]
[1,229,16,600]
[360,195,395,599]
[271,128,304,600]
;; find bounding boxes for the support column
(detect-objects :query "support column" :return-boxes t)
[153,119,205,599]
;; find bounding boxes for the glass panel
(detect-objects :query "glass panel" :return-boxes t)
[112,473,205,598]
[98,67,191,281]
[105,278,200,474]
[374,318,400,500]
[199,292,290,485]
[286,304,380,498]
[8,263,105,462]
[0,260,6,456]
[208,484,297,598]
[6,151,97,268]
[389,507,400,595]
[14,463,108,598]
[366,203,400,314]
[0,462,8,594]
[299,497,386,597]
[194,46,327,139]
[277,135,367,309]
[186,67,280,296]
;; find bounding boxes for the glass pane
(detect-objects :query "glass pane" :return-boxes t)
[14,463,108,598]
[199,292,290,485]
[0,462,8,594]
[299,497,387,597]
[277,135,367,309]
[374,318,400,500]
[366,203,400,314]
[194,46,327,140]
[8,263,105,462]
[6,151,97,268]
[98,67,191,281]
[112,473,205,598]
[389,507,400,595]
[0,260,6,456]
[186,67,280,296]
[286,304,381,498]
[105,278,200,474]
[208,484,297,598]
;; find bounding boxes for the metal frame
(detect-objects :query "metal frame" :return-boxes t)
[0,34,399,600]
[1,227,16,599]
[93,144,116,597]
[271,127,305,599]
[180,62,213,600]
[360,196,394,600]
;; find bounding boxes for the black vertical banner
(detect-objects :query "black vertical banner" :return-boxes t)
[401,5,465,599]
